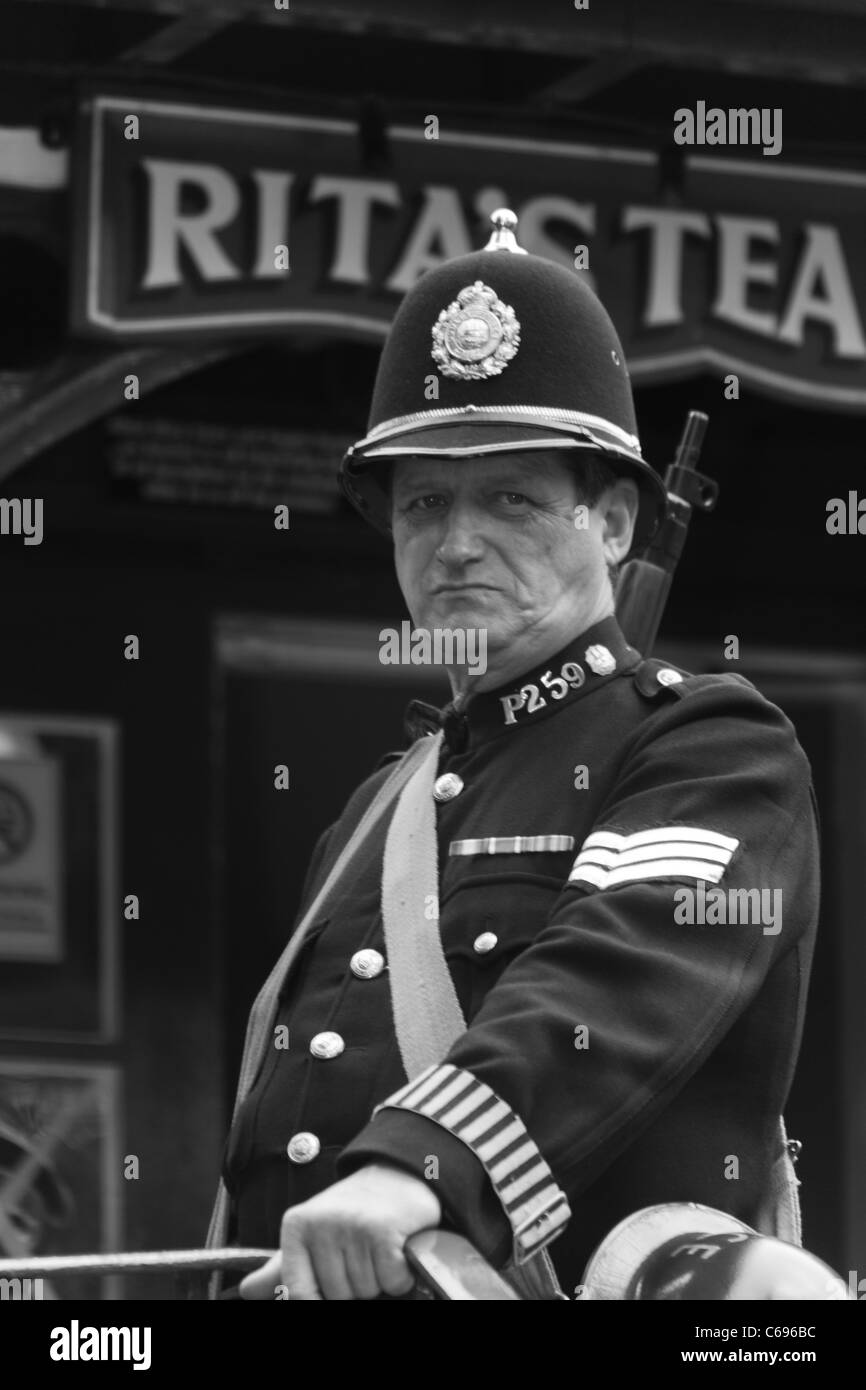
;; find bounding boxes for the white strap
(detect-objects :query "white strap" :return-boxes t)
[231,735,434,1119]
[379,732,566,1300]
[206,734,435,1274]
[754,1115,803,1246]
[381,730,466,1078]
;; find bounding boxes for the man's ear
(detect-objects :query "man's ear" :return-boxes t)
[601,477,639,565]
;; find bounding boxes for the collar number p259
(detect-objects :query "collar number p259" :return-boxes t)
[500,661,585,726]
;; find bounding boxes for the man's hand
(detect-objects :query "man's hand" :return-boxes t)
[239,1162,442,1300]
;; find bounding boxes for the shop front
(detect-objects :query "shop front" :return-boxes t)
[0,0,864,1297]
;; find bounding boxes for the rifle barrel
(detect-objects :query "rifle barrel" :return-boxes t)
[0,1247,273,1278]
[615,409,714,657]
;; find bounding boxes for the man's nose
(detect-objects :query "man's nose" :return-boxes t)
[434,506,485,566]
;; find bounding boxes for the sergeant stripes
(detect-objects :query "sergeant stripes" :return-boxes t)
[568,825,740,890]
[375,1063,571,1263]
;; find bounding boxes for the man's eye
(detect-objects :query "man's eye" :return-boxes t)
[406,494,445,512]
[498,492,529,506]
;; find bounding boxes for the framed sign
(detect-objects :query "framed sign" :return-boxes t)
[70,89,866,411]
[0,747,61,963]
[0,716,119,1042]
[0,1058,122,1300]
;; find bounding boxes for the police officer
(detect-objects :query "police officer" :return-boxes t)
[210,211,819,1300]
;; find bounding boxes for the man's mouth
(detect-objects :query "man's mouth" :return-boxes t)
[431,583,498,594]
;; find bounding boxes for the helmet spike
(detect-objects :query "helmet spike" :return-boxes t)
[483,208,528,255]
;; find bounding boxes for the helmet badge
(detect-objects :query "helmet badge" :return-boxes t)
[431,281,521,380]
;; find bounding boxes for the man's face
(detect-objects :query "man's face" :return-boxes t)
[391,453,636,689]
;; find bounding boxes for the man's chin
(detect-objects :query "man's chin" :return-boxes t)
[417,609,505,643]
[423,591,504,625]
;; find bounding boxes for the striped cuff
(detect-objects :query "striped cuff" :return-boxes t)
[374,1063,571,1265]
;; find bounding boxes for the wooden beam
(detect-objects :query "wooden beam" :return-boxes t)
[157,0,866,87]
[533,55,646,105]
[118,7,239,64]
[10,0,866,86]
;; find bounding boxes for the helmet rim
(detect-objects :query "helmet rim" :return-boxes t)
[340,423,667,554]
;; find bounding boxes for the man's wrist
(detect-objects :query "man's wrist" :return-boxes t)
[338,1111,514,1267]
[358,1160,443,1225]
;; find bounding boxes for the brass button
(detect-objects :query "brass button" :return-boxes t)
[287,1132,320,1164]
[433,773,464,802]
[309,1031,345,1060]
[350,949,385,979]
[473,931,498,954]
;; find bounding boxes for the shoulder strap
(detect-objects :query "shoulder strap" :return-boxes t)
[381,730,464,1076]
[205,733,438,1280]
[380,735,566,1300]
[754,1115,803,1246]
[231,733,439,1120]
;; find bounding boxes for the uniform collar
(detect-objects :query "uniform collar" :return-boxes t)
[404,615,641,753]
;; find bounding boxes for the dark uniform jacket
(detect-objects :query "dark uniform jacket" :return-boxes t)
[223,614,819,1296]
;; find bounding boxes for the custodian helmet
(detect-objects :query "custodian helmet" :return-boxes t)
[340,209,667,553]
